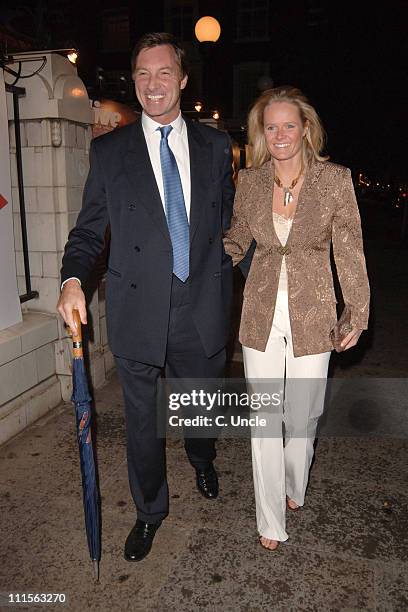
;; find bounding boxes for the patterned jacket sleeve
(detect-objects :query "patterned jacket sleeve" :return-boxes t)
[223,170,254,266]
[221,135,235,234]
[332,168,370,329]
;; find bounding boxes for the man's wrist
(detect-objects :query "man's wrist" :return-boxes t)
[61,277,81,291]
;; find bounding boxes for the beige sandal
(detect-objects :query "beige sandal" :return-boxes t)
[287,498,300,511]
[259,536,279,551]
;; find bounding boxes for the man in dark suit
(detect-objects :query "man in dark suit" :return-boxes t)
[57,32,234,561]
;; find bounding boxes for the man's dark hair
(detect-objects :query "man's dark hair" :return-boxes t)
[131,32,188,77]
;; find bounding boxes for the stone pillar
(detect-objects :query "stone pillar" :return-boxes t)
[0,71,22,330]
[6,53,112,400]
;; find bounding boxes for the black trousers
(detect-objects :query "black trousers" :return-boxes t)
[115,275,226,523]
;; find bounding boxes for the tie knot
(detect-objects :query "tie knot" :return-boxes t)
[159,125,173,140]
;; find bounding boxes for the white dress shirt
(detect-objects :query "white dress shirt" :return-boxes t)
[142,111,191,220]
[61,112,191,289]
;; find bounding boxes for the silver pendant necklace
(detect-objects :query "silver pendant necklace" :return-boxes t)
[274,166,303,206]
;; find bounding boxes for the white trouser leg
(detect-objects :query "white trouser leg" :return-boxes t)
[243,289,331,540]
[243,290,288,542]
[283,324,330,506]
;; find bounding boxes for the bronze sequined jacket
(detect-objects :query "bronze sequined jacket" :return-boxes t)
[223,159,370,357]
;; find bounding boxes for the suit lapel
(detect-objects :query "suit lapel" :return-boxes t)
[253,159,324,250]
[123,120,171,246]
[185,118,212,245]
[255,160,279,247]
[286,159,324,249]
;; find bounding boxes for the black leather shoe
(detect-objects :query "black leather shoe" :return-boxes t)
[195,464,219,499]
[124,519,162,562]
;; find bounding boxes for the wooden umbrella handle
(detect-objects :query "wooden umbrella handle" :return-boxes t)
[71,309,83,358]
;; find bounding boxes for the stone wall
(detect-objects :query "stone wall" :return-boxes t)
[0,56,113,447]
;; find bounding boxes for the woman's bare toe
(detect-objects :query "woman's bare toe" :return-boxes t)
[287,498,300,511]
[259,536,279,550]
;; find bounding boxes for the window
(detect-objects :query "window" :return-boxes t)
[102,9,129,52]
[307,1,328,27]
[233,62,271,119]
[169,1,194,41]
[236,0,270,41]
[96,70,133,100]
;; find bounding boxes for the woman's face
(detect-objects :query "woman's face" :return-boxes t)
[263,101,306,162]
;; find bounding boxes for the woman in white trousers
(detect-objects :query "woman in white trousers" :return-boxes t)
[224,86,370,550]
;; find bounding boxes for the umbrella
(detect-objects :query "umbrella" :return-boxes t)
[69,309,101,581]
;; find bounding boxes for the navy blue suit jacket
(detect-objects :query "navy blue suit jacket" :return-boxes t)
[61,117,234,365]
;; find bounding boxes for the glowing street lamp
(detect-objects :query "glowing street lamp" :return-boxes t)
[195,16,221,115]
[195,16,221,42]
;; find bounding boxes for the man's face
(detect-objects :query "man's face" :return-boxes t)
[133,44,188,124]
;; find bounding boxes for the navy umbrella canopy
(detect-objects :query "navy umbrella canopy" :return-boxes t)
[69,309,101,581]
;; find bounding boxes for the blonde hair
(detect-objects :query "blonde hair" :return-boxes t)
[247,85,329,168]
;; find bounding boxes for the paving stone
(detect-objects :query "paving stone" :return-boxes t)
[322,437,408,489]
[285,477,408,562]
[374,563,408,612]
[1,371,407,611]
[154,528,376,612]
[1,508,191,612]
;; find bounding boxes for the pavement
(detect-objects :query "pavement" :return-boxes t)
[1,200,407,611]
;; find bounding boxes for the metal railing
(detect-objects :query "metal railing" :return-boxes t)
[6,83,39,303]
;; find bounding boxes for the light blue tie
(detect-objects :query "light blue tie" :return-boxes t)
[159,125,189,282]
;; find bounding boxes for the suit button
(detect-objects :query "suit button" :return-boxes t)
[134,246,140,252]
[212,202,216,208]
[209,238,213,244]
[130,283,137,289]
